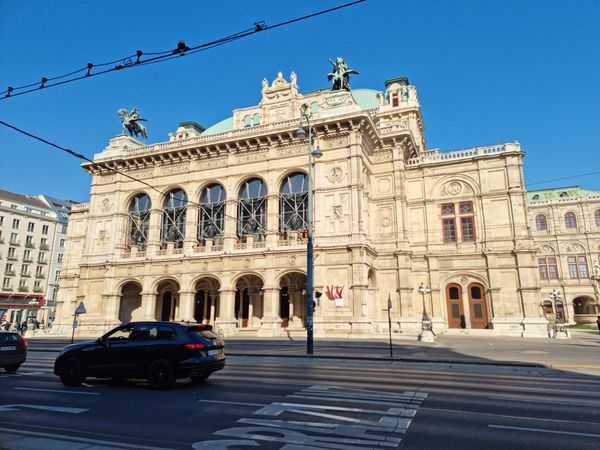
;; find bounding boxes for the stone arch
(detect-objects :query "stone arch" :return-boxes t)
[123,190,152,212]
[234,273,265,328]
[274,168,308,191]
[115,278,143,296]
[119,281,143,324]
[193,276,221,324]
[155,278,181,321]
[564,242,586,254]
[430,174,480,199]
[278,271,307,328]
[441,272,490,330]
[232,175,269,200]
[193,179,228,202]
[150,276,181,294]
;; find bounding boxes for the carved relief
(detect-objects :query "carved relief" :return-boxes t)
[566,243,584,253]
[202,262,209,271]
[379,207,392,228]
[332,205,342,219]
[101,198,112,213]
[541,245,555,254]
[288,256,297,266]
[445,182,463,196]
[161,164,190,176]
[327,167,344,183]
[377,178,391,194]
[243,258,251,268]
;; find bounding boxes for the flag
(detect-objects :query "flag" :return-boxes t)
[387,293,392,310]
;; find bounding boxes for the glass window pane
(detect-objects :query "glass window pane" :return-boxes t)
[473,303,483,319]
[441,204,454,215]
[443,219,456,242]
[471,286,482,299]
[449,287,460,300]
[451,304,460,318]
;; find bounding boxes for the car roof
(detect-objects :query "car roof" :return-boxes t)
[120,321,206,328]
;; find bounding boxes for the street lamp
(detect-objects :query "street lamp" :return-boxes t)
[296,113,322,355]
[418,282,435,342]
[548,289,568,339]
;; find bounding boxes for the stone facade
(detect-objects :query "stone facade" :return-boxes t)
[53,71,597,339]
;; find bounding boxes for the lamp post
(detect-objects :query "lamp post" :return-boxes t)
[418,282,435,342]
[296,113,322,355]
[549,289,568,339]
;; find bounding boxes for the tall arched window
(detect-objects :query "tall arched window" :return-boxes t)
[252,113,260,126]
[243,115,251,128]
[595,209,600,227]
[128,193,151,246]
[162,189,187,245]
[535,214,548,231]
[565,212,577,229]
[280,172,308,232]
[238,178,267,238]
[199,184,225,241]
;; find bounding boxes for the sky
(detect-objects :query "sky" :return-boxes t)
[0,0,598,202]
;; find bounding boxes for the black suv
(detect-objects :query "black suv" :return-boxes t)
[54,321,225,389]
[0,331,27,372]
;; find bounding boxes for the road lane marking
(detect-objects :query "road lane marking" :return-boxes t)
[489,424,600,438]
[0,404,88,413]
[0,426,177,449]
[489,395,600,407]
[198,399,267,408]
[15,387,99,395]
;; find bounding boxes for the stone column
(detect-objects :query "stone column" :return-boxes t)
[104,294,122,325]
[203,293,209,323]
[184,205,199,252]
[209,290,218,324]
[146,209,162,255]
[176,290,195,322]
[142,292,157,321]
[223,200,238,251]
[266,194,279,247]
[215,288,237,335]
[114,213,130,253]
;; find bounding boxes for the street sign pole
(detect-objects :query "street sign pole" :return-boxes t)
[71,302,86,344]
[387,293,393,358]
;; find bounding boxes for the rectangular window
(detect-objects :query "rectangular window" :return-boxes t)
[23,249,30,260]
[5,263,13,274]
[7,247,16,258]
[26,235,33,244]
[461,217,475,241]
[2,278,10,289]
[36,266,44,276]
[42,225,49,235]
[34,280,41,289]
[55,270,61,282]
[0,215,3,225]
[27,222,34,232]
[60,239,65,247]
[12,218,19,229]
[21,264,29,276]
[443,218,456,243]
[10,232,18,244]
[38,253,46,263]
[538,258,548,280]
[61,224,67,234]
[567,256,578,279]
[567,256,588,279]
[57,254,64,263]
[547,257,558,279]
[577,256,588,278]
[391,92,399,107]
[19,279,27,289]
[441,203,455,215]
[52,287,58,300]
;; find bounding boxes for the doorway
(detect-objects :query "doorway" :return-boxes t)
[446,284,465,329]
[468,283,489,329]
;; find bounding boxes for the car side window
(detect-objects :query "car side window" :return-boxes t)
[106,326,134,342]
[156,326,176,340]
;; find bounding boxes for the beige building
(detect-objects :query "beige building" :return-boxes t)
[528,187,600,324]
[53,70,598,339]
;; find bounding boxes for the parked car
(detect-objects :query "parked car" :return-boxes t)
[54,321,225,389]
[0,331,28,372]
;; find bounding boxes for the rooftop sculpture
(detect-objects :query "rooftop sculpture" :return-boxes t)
[328,57,358,91]
[118,107,148,140]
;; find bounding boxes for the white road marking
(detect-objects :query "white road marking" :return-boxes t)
[0,426,177,449]
[15,387,99,395]
[489,395,600,407]
[0,404,88,413]
[198,399,267,407]
[489,424,600,438]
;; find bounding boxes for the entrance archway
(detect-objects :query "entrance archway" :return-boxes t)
[194,277,220,324]
[234,275,264,328]
[156,280,179,321]
[279,272,307,328]
[446,284,465,329]
[467,283,489,329]
[119,282,142,323]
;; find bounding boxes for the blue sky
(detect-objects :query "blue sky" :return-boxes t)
[1,0,598,201]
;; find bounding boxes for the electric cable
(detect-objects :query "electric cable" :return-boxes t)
[0,0,367,100]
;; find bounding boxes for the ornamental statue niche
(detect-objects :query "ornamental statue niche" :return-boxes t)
[117,107,148,140]
[328,57,358,91]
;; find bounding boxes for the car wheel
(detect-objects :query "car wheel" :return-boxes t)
[147,359,175,390]
[190,373,210,383]
[59,357,85,387]
[4,364,20,373]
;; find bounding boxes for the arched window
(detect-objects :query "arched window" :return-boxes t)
[162,189,187,245]
[128,193,151,246]
[280,172,308,232]
[535,214,548,231]
[243,115,251,128]
[595,209,600,226]
[252,113,260,126]
[238,178,267,238]
[199,184,225,241]
[310,102,319,114]
[564,212,577,229]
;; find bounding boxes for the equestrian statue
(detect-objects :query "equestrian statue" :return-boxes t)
[118,107,148,140]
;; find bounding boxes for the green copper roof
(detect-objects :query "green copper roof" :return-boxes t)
[201,89,381,136]
[526,186,600,201]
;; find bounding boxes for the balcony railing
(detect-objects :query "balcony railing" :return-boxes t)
[23,257,33,262]
[20,273,31,278]
[7,255,17,261]
[3,286,13,291]
[4,270,15,276]
[9,240,20,246]
[25,242,35,249]
[35,273,45,279]
[18,286,28,292]
[33,287,44,293]
[37,260,47,265]
[39,244,49,251]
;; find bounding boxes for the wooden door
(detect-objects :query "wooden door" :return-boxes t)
[468,283,489,329]
[446,284,465,329]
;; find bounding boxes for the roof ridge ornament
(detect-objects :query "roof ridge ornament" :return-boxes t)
[328,57,358,91]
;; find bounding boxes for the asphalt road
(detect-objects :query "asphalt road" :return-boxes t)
[1,351,599,449]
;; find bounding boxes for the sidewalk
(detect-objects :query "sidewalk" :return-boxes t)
[25,330,600,372]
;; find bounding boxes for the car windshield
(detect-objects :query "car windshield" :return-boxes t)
[0,333,19,344]
[187,326,218,340]
[105,326,134,341]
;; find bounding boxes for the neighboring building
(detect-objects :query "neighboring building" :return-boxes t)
[528,187,600,324]
[52,69,599,338]
[0,189,75,326]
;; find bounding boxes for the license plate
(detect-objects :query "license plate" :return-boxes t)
[208,349,220,356]
[0,346,16,351]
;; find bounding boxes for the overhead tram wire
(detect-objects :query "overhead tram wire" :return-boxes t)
[0,0,367,100]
